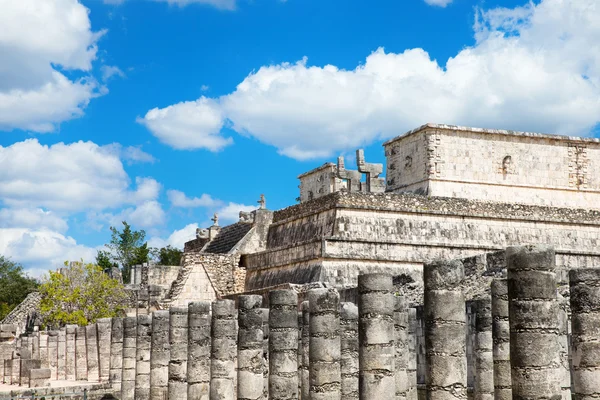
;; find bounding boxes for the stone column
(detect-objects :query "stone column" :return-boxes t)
[238,295,264,400]
[358,273,395,400]
[150,310,170,400]
[121,316,137,400]
[187,302,211,400]
[300,301,310,400]
[211,299,237,400]
[110,318,124,391]
[507,245,561,399]
[86,324,100,382]
[57,328,66,380]
[75,327,87,381]
[97,318,112,382]
[135,314,152,400]
[32,333,40,360]
[394,296,409,400]
[297,310,303,398]
[340,302,359,399]
[569,268,600,399]
[39,332,48,369]
[169,307,189,400]
[406,308,417,400]
[473,298,493,400]
[423,260,467,400]
[65,325,77,381]
[308,288,341,400]
[491,279,510,400]
[261,308,269,400]
[557,294,571,400]
[269,289,298,400]
[47,330,58,380]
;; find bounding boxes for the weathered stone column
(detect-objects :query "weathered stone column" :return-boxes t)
[187,302,211,400]
[65,325,77,380]
[394,296,409,400]
[300,301,310,400]
[507,245,561,399]
[473,298,493,400]
[110,318,124,391]
[97,318,112,382]
[569,268,600,399]
[32,333,40,361]
[211,299,237,400]
[261,308,269,400]
[358,273,395,400]
[340,302,359,399]
[238,295,264,400]
[47,330,58,380]
[75,327,87,381]
[169,307,189,400]
[269,289,298,400]
[406,308,417,400]
[86,323,99,382]
[121,316,137,400]
[491,279,510,400]
[150,310,170,400]
[57,328,66,380]
[423,260,467,400]
[39,332,48,369]
[135,314,152,400]
[308,288,341,400]
[297,310,303,398]
[557,294,571,400]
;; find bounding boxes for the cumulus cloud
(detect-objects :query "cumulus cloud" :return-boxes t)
[424,0,453,7]
[140,0,600,160]
[100,65,125,82]
[0,139,163,212]
[148,223,199,250]
[0,228,98,277]
[0,208,68,233]
[138,97,232,151]
[0,0,105,132]
[167,190,222,208]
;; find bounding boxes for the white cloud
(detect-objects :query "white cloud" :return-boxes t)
[167,190,222,208]
[0,208,68,233]
[0,228,98,277]
[216,202,256,223]
[148,223,199,250]
[424,0,453,7]
[101,65,125,82]
[103,143,156,164]
[141,0,600,159]
[138,97,232,151]
[0,0,105,132]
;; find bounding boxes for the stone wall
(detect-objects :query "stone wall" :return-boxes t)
[245,191,600,290]
[384,123,600,209]
[298,163,342,203]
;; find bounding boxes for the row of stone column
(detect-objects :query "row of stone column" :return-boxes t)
[112,277,418,400]
[425,245,600,400]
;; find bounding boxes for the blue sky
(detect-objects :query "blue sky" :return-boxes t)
[0,0,599,276]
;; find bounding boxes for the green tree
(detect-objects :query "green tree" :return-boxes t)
[0,256,38,320]
[107,221,148,283]
[39,262,128,327]
[95,250,117,272]
[154,245,183,266]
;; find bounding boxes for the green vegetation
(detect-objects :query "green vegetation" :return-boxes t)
[153,245,183,266]
[105,221,149,284]
[39,261,128,327]
[0,256,38,320]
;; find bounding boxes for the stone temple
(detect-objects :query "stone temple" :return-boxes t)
[125,122,600,310]
[2,123,600,398]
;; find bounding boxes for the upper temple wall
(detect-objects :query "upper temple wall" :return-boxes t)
[383,123,600,209]
[298,163,343,203]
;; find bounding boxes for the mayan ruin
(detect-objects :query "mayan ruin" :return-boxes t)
[0,123,598,399]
